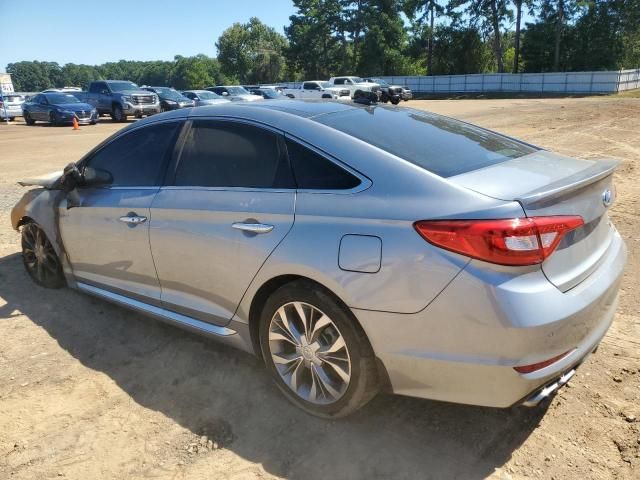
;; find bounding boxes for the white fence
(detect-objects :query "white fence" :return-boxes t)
[282,68,640,95]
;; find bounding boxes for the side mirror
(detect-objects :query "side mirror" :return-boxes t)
[83,166,113,186]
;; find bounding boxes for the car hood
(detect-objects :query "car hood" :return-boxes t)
[18,170,63,188]
[120,89,154,96]
[55,102,94,111]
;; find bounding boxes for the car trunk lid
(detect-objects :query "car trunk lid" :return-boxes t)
[449,151,619,291]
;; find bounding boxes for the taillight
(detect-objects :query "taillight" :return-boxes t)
[414,216,584,266]
[513,349,574,374]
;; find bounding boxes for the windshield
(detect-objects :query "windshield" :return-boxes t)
[316,108,537,178]
[261,89,282,99]
[351,77,364,83]
[372,78,389,87]
[46,93,81,105]
[226,86,249,95]
[151,87,184,100]
[319,81,333,88]
[108,81,139,92]
[196,91,221,100]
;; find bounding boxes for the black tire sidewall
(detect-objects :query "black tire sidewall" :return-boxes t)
[258,281,378,418]
[112,105,125,122]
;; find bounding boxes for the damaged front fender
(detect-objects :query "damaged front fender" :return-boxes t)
[11,188,66,258]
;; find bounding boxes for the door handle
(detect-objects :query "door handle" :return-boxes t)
[119,214,147,225]
[232,222,274,234]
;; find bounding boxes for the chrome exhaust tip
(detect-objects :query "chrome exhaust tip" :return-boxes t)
[521,369,576,407]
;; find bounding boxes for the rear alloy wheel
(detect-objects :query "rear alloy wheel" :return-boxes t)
[21,223,65,288]
[259,281,378,418]
[24,112,35,125]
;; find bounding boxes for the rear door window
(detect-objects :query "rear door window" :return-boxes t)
[173,120,294,189]
[315,108,537,178]
[286,139,360,190]
[85,121,181,187]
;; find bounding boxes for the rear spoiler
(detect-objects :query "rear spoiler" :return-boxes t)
[516,159,619,209]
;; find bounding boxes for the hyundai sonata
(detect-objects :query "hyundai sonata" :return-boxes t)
[11,100,626,417]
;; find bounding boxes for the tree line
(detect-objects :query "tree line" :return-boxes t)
[7,0,640,92]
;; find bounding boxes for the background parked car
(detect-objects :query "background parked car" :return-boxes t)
[181,90,231,107]
[205,85,262,102]
[22,92,98,125]
[0,93,25,121]
[362,78,407,104]
[328,76,380,99]
[283,81,350,100]
[248,87,288,99]
[71,80,160,122]
[142,86,195,111]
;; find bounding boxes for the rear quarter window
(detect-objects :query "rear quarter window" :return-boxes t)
[315,108,537,178]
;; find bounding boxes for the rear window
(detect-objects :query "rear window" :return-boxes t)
[315,108,537,178]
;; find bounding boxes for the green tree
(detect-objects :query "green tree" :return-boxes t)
[404,0,445,75]
[171,55,223,89]
[217,17,288,83]
[451,0,512,72]
[286,0,347,78]
[357,0,414,75]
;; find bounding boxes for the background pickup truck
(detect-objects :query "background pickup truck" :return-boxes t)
[71,80,161,122]
[283,81,351,100]
[327,76,380,99]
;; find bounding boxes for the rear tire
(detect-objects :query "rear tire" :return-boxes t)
[391,97,400,105]
[259,280,379,418]
[21,222,65,289]
[111,104,126,122]
[24,112,35,125]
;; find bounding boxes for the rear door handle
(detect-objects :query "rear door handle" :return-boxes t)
[119,214,147,225]
[232,222,274,234]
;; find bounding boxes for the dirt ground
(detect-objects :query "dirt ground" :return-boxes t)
[0,97,638,480]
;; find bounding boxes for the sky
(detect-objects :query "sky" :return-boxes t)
[0,0,297,71]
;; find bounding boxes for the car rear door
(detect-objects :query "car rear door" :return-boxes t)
[149,119,296,325]
[59,120,183,303]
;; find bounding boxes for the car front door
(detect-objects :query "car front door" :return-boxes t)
[35,96,49,120]
[58,120,183,303]
[149,119,296,325]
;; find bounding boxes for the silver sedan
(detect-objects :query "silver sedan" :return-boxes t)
[11,100,626,418]
[180,90,231,107]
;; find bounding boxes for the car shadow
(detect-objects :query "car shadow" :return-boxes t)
[0,252,548,479]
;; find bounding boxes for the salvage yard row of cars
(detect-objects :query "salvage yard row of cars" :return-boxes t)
[3,76,412,125]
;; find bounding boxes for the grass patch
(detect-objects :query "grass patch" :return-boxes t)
[616,88,640,98]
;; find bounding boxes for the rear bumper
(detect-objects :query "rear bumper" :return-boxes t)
[354,229,626,407]
[1,107,22,118]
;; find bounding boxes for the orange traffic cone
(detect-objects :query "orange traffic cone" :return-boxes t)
[72,117,80,130]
